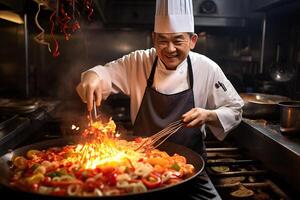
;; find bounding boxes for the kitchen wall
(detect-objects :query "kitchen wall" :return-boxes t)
[0,20,26,97]
[30,26,152,100]
[2,1,300,101]
[32,27,265,98]
[0,19,263,100]
[262,5,300,99]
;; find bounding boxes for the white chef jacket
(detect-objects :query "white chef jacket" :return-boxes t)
[85,48,244,141]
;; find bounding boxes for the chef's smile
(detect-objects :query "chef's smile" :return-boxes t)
[153,32,198,70]
[165,54,178,61]
[165,54,178,58]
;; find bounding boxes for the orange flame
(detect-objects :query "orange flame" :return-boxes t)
[68,119,142,169]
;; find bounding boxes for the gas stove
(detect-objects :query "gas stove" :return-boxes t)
[0,99,60,155]
[204,140,296,199]
[229,119,300,195]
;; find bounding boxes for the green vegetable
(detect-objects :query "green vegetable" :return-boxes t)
[47,171,64,178]
[170,162,181,171]
[31,163,40,171]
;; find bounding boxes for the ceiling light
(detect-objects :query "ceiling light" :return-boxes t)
[0,11,24,24]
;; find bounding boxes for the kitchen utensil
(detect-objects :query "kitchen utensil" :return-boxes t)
[240,93,290,119]
[135,120,184,151]
[88,99,98,125]
[278,101,300,133]
[270,45,295,82]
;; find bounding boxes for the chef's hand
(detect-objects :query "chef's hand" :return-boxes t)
[182,108,219,128]
[76,71,102,111]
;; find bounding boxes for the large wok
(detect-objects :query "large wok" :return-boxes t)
[240,93,290,119]
[0,136,204,199]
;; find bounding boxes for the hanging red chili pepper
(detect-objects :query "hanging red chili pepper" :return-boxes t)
[34,0,94,57]
[50,10,60,58]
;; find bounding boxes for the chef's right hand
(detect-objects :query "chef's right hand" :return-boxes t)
[76,71,102,111]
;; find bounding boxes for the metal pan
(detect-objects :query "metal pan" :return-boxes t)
[0,136,204,199]
[240,93,290,119]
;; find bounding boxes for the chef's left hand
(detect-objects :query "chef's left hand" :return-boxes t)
[182,108,218,128]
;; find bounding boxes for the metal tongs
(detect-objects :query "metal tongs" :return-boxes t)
[89,100,98,125]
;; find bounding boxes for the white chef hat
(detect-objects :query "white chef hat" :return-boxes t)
[154,0,194,33]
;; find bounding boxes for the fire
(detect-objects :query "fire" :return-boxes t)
[67,118,142,169]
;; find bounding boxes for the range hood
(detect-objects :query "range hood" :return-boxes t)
[95,0,249,28]
[193,0,248,27]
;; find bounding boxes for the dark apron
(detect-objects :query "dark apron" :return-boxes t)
[133,56,205,156]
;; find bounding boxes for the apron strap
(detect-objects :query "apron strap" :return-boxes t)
[147,55,194,88]
[147,57,158,87]
[187,55,193,88]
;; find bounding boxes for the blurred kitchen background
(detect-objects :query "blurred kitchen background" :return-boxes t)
[1,0,300,101]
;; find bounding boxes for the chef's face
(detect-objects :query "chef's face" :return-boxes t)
[153,32,198,70]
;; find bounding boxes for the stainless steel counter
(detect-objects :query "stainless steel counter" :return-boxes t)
[228,119,300,194]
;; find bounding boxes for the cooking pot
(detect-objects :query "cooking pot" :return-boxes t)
[239,93,290,119]
[278,101,300,134]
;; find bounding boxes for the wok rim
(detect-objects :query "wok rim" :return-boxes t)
[240,93,290,105]
[0,136,205,198]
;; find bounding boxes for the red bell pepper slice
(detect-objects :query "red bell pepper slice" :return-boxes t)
[141,173,161,189]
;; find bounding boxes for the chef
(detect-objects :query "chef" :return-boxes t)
[76,0,244,158]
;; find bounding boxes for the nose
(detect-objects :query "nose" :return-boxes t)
[166,42,176,52]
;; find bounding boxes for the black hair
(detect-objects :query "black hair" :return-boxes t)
[187,32,195,38]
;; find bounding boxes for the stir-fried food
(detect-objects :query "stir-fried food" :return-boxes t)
[9,119,195,196]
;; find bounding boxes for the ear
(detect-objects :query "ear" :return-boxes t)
[190,34,198,49]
